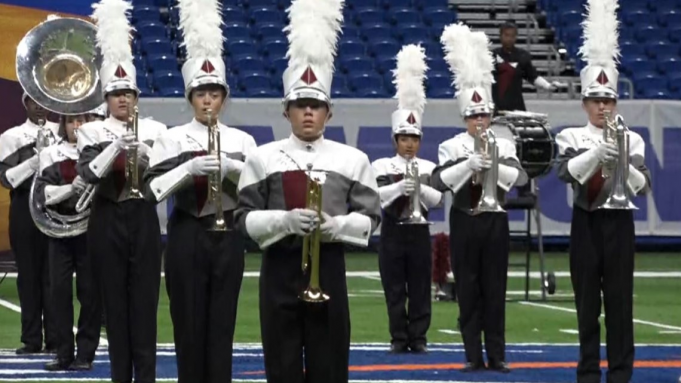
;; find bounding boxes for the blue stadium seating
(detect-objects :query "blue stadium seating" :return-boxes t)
[136,22,166,39]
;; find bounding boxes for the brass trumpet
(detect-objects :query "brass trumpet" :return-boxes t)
[299,163,329,303]
[599,113,638,210]
[472,124,505,215]
[399,157,431,225]
[206,108,227,231]
[123,103,143,199]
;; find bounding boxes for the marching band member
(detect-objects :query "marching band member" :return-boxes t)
[431,23,528,373]
[555,1,650,382]
[371,44,442,354]
[0,93,59,354]
[143,0,256,381]
[77,1,167,382]
[235,0,381,381]
[35,112,101,371]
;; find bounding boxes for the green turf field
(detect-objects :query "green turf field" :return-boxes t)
[0,252,680,382]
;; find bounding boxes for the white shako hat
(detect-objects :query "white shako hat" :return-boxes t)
[281,0,344,107]
[578,0,620,99]
[91,0,139,97]
[90,102,108,118]
[391,44,428,139]
[441,22,496,118]
[178,0,227,100]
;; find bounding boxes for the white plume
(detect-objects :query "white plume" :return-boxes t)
[284,0,344,70]
[392,44,428,115]
[91,0,134,66]
[178,0,224,59]
[441,22,494,93]
[578,0,620,67]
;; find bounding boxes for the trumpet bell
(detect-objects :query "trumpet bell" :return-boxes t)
[599,195,638,210]
[16,17,102,115]
[398,211,432,225]
[299,287,330,303]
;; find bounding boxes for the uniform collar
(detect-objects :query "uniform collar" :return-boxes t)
[58,142,79,159]
[105,116,128,131]
[392,154,417,165]
[586,122,602,136]
[288,133,324,152]
[189,118,220,132]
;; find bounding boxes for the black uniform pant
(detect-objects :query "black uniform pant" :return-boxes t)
[570,207,635,383]
[8,191,55,349]
[379,222,432,348]
[88,197,161,383]
[260,241,349,383]
[449,208,509,364]
[48,234,101,362]
[165,210,245,383]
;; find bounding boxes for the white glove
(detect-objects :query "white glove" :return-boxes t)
[220,154,242,175]
[186,155,220,176]
[283,208,320,236]
[403,178,416,196]
[466,154,491,172]
[72,176,87,194]
[319,211,340,239]
[137,142,152,158]
[113,133,137,150]
[595,142,618,163]
[27,155,40,171]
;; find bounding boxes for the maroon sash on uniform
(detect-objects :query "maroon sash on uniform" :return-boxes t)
[281,170,307,210]
[59,159,78,184]
[587,168,605,206]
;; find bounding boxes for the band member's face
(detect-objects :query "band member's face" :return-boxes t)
[395,134,421,159]
[106,90,137,121]
[583,98,617,128]
[191,86,226,124]
[286,99,331,142]
[465,114,491,135]
[65,115,88,143]
[500,27,517,51]
[26,98,48,124]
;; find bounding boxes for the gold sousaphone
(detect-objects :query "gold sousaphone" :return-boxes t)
[17,16,103,238]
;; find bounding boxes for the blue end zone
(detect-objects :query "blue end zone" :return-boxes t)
[1,344,679,382]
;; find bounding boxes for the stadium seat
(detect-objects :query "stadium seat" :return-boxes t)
[245,88,279,97]
[332,87,355,98]
[136,22,166,39]
[635,77,668,94]
[646,41,675,58]
[342,25,362,39]
[224,22,252,40]
[254,23,285,40]
[347,0,380,9]
[382,0,411,8]
[136,74,149,89]
[641,88,671,99]
[168,6,180,24]
[348,72,383,91]
[153,71,184,90]
[427,87,454,98]
[132,6,160,22]
[355,7,385,25]
[142,38,174,55]
[657,56,679,74]
[389,8,421,24]
[394,24,430,42]
[635,25,661,42]
[427,71,450,90]
[427,58,449,72]
[669,25,681,42]
[375,55,396,74]
[362,23,392,41]
[269,56,288,76]
[561,26,581,42]
[239,71,272,90]
[247,0,282,8]
[414,0,449,10]
[422,7,456,26]
[559,10,582,27]
[621,44,645,57]
[658,11,681,27]
[233,55,266,73]
[227,40,258,56]
[223,7,247,23]
[623,9,656,26]
[160,87,184,97]
[341,56,374,73]
[370,39,400,57]
[262,39,287,57]
[133,55,146,70]
[357,88,389,98]
[621,55,654,76]
[332,75,348,89]
[669,72,681,90]
[339,40,366,56]
[147,54,178,72]
[422,42,442,57]
[138,85,154,97]
[250,7,283,24]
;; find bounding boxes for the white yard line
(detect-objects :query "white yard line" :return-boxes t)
[519,301,681,331]
[559,329,579,334]
[0,297,108,347]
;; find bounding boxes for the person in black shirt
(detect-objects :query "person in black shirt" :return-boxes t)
[492,22,558,113]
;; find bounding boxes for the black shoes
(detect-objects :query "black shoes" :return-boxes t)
[44,358,73,371]
[410,344,428,354]
[460,361,486,372]
[15,345,42,355]
[488,360,511,373]
[69,359,93,371]
[389,343,409,353]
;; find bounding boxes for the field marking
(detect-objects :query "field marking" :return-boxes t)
[559,329,579,334]
[2,271,681,279]
[0,298,109,347]
[659,331,681,334]
[519,301,681,331]
[438,329,461,335]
